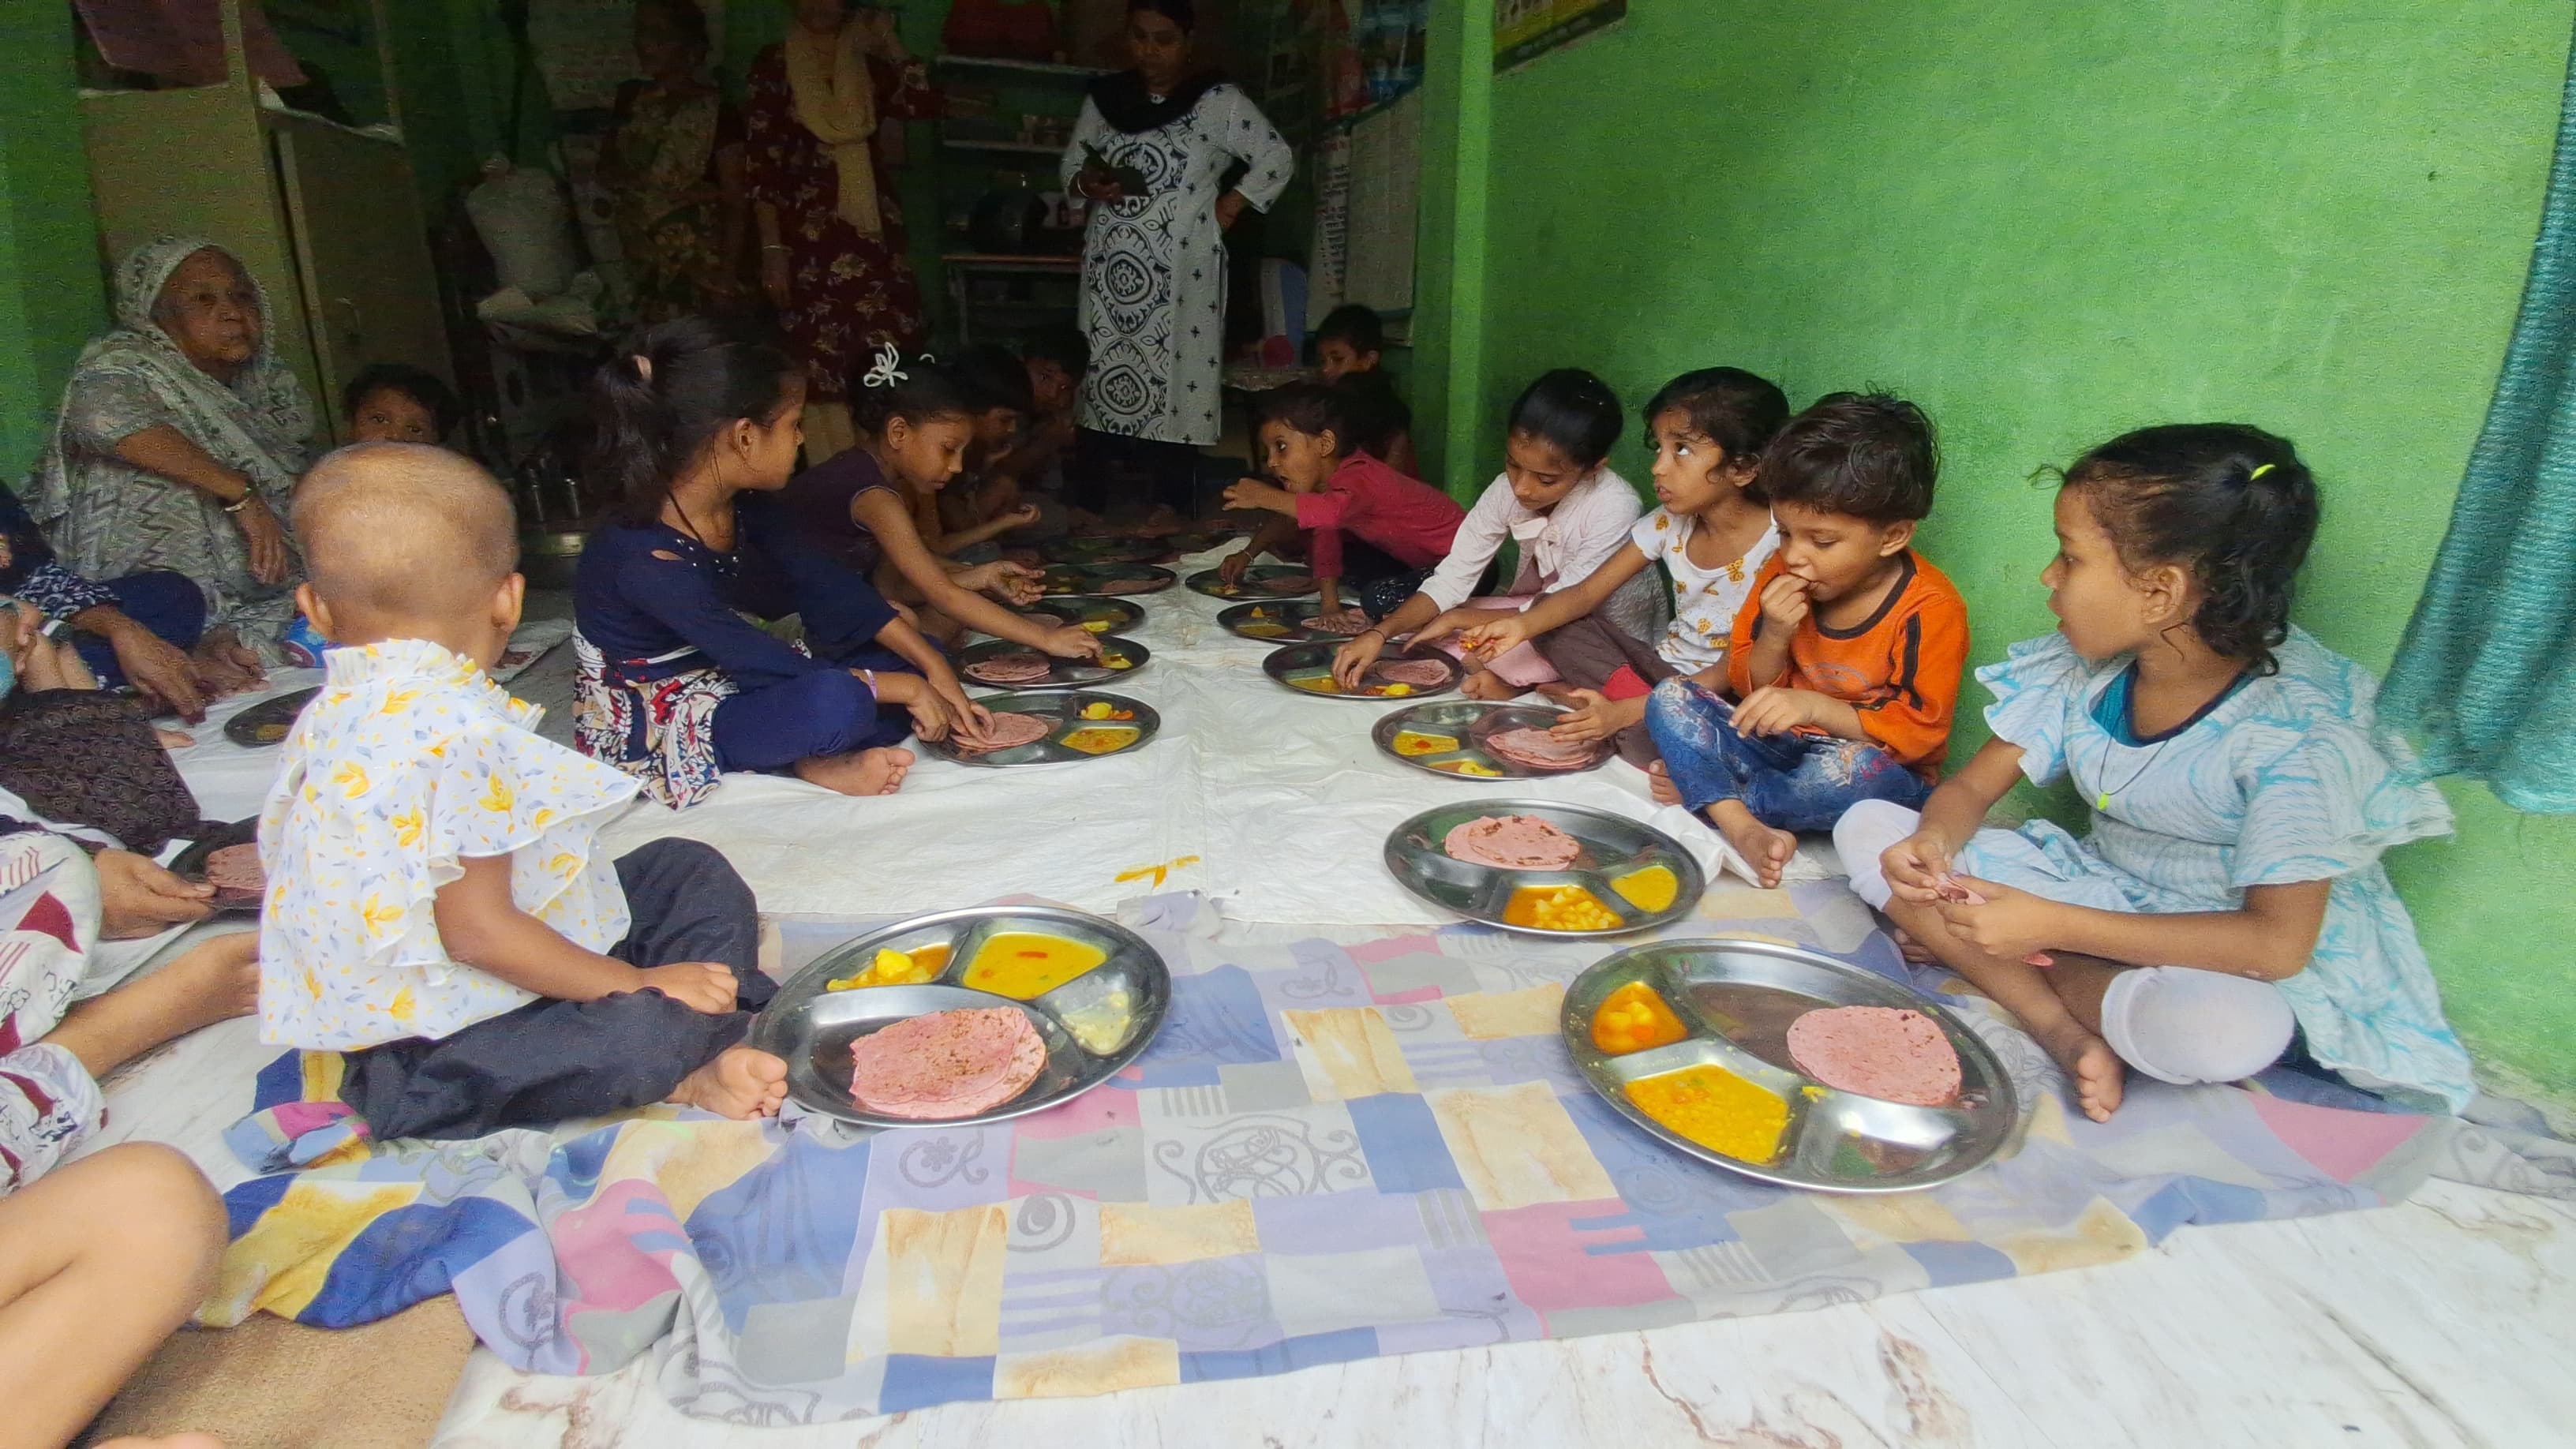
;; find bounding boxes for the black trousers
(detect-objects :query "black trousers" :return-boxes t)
[339,839,776,1140]
[1534,615,1680,766]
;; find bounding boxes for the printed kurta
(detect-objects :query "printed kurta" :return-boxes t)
[1960,627,2473,1108]
[0,826,110,1195]
[1061,84,1293,447]
[257,639,639,1050]
[743,45,937,402]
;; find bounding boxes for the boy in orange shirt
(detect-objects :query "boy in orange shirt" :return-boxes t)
[1646,391,1967,886]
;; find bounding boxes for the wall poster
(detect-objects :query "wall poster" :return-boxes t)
[1495,0,1626,73]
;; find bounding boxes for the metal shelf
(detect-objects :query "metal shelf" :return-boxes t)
[941,138,1068,160]
[931,53,1114,81]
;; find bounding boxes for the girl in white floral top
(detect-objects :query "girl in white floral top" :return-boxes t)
[259,444,787,1136]
[1462,367,1789,769]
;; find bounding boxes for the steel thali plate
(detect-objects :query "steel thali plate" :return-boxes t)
[753,905,1171,1129]
[1560,937,2019,1193]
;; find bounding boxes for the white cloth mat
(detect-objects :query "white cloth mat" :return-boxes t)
[170,549,1829,927]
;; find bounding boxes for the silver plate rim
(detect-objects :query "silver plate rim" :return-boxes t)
[1186,565,1321,601]
[752,904,1172,1129]
[1380,796,1705,937]
[1260,640,1464,702]
[957,635,1153,692]
[1558,935,2021,1194]
[917,690,1160,768]
[1368,700,1612,780]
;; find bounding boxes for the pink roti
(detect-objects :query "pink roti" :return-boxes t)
[1483,726,1599,771]
[202,843,265,894]
[1443,814,1582,871]
[848,1007,1046,1118]
[1310,612,1371,636]
[1257,574,1314,594]
[1371,658,1451,687]
[965,653,1053,685]
[1785,1005,1962,1106]
[957,712,1053,754]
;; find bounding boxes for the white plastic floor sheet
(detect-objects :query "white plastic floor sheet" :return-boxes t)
[171,545,1774,927]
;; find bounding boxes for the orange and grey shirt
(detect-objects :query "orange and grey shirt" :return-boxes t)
[1726,550,1969,777]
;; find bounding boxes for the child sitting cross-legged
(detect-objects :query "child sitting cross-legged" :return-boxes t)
[1649,391,1968,888]
[1219,382,1466,629]
[262,442,788,1137]
[1837,425,2470,1122]
[1453,367,1788,758]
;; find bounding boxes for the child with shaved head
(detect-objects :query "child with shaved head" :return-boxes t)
[257,443,787,1135]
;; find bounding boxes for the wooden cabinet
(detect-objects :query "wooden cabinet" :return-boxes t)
[77,0,448,447]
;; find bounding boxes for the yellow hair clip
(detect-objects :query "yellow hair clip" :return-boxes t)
[2248,462,2276,481]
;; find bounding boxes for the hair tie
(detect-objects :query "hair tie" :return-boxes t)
[2247,462,2275,482]
[860,343,907,389]
[631,354,653,384]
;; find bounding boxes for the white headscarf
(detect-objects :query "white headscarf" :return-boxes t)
[24,235,314,526]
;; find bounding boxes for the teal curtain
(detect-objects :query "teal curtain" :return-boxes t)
[2383,28,2576,814]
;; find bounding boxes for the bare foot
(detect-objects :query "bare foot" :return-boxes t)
[1646,759,1679,807]
[1706,800,1795,888]
[2035,1018,2125,1121]
[668,1046,788,1119]
[45,931,260,1080]
[98,1436,228,1449]
[155,727,195,750]
[796,747,914,796]
[1533,682,1580,705]
[1890,926,1938,966]
[1460,668,1516,701]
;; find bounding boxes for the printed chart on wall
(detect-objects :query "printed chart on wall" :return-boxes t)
[1496,0,1627,72]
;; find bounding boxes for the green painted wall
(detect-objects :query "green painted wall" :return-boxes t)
[1451,1,2576,1109]
[0,2,105,482]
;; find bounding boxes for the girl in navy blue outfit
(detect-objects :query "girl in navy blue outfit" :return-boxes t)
[571,317,994,806]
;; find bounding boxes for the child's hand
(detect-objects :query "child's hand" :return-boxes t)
[1002,502,1043,530]
[1879,829,1957,904]
[1732,686,1825,736]
[933,674,994,740]
[4,599,43,664]
[871,670,953,742]
[1458,615,1530,658]
[1316,601,1370,636]
[1330,629,1385,690]
[990,562,1043,606]
[1041,624,1104,661]
[631,960,739,1015]
[1222,479,1293,515]
[1549,688,1634,744]
[1758,572,1814,634]
[1929,878,2061,966]
[1216,548,1256,585]
[95,848,215,939]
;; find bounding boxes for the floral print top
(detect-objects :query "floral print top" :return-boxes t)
[256,639,639,1050]
[1631,506,1777,674]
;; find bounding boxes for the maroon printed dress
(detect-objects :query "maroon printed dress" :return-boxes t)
[743,45,938,402]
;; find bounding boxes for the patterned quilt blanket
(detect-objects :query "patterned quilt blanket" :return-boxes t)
[204,889,2574,1425]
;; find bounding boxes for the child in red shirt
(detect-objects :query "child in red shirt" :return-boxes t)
[1648,391,1968,886]
[1220,382,1465,629]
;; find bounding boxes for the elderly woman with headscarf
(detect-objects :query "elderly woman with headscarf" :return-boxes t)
[23,237,312,682]
[745,0,940,463]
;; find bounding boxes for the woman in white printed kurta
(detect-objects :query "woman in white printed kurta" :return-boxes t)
[1060,27,1293,451]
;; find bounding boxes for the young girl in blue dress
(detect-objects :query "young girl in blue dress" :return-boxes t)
[572,317,991,807]
[1836,424,2470,1122]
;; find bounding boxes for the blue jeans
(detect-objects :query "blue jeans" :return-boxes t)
[69,571,207,685]
[1645,677,1931,832]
